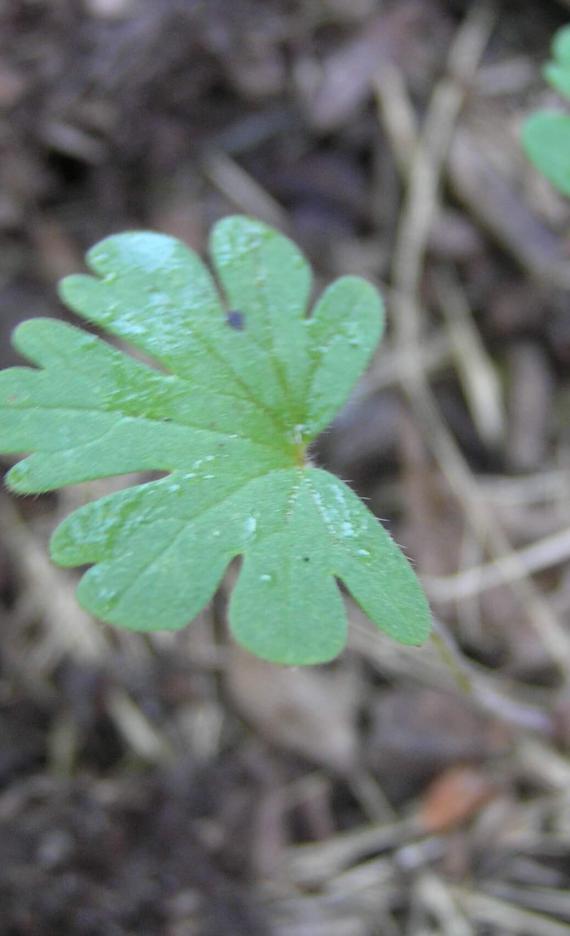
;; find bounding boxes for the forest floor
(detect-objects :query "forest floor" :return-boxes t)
[1,1,570,933]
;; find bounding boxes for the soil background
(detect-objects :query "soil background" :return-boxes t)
[1,1,570,934]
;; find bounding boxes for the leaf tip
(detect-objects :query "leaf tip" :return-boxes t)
[5,458,36,495]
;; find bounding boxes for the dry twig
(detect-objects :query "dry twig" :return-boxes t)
[382,1,570,678]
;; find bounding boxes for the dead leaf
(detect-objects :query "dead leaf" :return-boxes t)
[366,688,509,800]
[418,765,497,834]
[225,648,360,773]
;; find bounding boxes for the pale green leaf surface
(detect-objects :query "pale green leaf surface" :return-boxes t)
[544,24,570,99]
[522,113,570,197]
[210,216,311,419]
[0,215,431,664]
[544,63,570,99]
[230,468,430,663]
[552,24,570,63]
[305,276,383,435]
[522,26,570,196]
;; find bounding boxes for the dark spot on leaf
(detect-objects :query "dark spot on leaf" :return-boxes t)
[226,310,245,330]
[302,556,310,562]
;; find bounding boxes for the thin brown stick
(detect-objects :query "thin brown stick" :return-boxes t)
[386,2,570,679]
[425,525,570,602]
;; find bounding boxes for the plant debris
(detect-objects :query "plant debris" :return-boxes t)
[1,0,570,932]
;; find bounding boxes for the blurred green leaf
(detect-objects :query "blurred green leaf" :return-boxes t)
[522,25,570,196]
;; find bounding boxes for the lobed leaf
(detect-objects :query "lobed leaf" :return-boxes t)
[0,216,431,664]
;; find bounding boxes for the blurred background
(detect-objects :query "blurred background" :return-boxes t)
[1,0,570,933]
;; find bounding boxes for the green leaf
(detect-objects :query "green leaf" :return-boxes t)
[0,216,431,665]
[522,112,570,197]
[544,25,570,99]
[522,25,570,196]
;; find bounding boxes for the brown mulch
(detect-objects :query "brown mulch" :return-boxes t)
[1,1,570,933]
